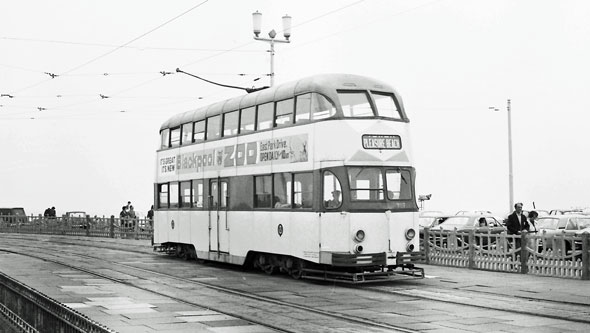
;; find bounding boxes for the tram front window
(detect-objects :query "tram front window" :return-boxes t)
[386,169,412,200]
[348,167,383,201]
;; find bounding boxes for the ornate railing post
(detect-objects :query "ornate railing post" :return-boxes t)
[109,216,115,238]
[520,232,528,274]
[468,229,475,269]
[424,227,430,264]
[582,233,589,280]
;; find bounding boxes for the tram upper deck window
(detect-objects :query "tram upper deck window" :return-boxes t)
[372,92,402,119]
[295,93,335,123]
[338,91,374,117]
[160,129,169,149]
[194,120,205,143]
[386,169,412,200]
[240,106,255,134]
[257,102,273,130]
[275,98,294,127]
[206,115,221,140]
[170,127,181,147]
[223,110,239,137]
[181,123,192,145]
[348,167,384,201]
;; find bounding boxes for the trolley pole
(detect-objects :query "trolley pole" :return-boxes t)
[252,11,292,87]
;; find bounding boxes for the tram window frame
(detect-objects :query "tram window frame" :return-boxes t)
[206,115,221,140]
[240,106,256,134]
[223,110,239,137]
[179,181,191,208]
[170,127,181,147]
[311,93,336,120]
[323,171,342,209]
[181,123,193,145]
[371,91,402,120]
[348,167,385,201]
[257,102,274,131]
[275,98,294,128]
[169,182,180,208]
[160,129,170,149]
[294,172,313,209]
[338,90,375,118]
[193,120,206,143]
[254,175,272,208]
[273,173,291,208]
[386,169,412,200]
[158,183,169,208]
[192,179,204,208]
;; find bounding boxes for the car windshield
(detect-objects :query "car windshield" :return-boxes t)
[573,218,590,229]
[419,217,434,227]
[537,217,560,230]
[440,216,470,228]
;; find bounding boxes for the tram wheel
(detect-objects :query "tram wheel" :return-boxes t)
[288,259,304,280]
[256,254,276,275]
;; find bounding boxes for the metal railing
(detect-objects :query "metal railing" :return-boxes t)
[0,214,153,241]
[421,228,590,280]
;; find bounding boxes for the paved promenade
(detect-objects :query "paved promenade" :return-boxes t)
[1,235,589,332]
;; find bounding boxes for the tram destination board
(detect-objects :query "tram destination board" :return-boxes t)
[362,134,401,150]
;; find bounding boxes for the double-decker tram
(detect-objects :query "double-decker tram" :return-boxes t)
[154,73,424,283]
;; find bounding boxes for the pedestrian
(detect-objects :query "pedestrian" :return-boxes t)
[526,210,539,251]
[478,217,487,227]
[43,207,51,218]
[49,207,56,219]
[506,202,529,249]
[128,205,137,228]
[119,205,128,232]
[147,205,154,224]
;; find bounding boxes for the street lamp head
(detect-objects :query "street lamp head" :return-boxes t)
[252,11,262,37]
[282,14,292,40]
[268,29,277,39]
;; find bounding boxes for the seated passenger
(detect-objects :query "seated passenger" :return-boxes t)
[326,190,341,208]
[478,217,487,227]
[274,196,290,208]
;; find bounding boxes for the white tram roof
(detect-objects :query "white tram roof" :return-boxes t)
[160,73,401,131]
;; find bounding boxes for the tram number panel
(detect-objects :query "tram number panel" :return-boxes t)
[362,134,401,150]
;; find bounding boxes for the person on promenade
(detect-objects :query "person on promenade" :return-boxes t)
[506,203,529,249]
[478,217,488,227]
[525,210,539,251]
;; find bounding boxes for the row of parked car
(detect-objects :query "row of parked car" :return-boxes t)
[419,209,590,253]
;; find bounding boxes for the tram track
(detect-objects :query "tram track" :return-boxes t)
[0,238,418,333]
[2,234,590,330]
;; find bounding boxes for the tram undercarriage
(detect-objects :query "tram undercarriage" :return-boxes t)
[154,243,424,284]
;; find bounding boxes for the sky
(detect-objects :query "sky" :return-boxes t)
[1,0,589,217]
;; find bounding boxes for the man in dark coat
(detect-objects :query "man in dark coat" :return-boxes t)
[506,203,528,235]
[506,202,529,249]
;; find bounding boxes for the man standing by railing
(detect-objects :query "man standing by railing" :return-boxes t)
[506,202,529,249]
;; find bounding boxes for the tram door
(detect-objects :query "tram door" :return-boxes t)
[209,179,229,253]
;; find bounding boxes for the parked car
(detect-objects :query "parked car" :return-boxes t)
[536,215,590,253]
[64,211,89,228]
[434,214,505,248]
[0,207,27,226]
[419,211,448,229]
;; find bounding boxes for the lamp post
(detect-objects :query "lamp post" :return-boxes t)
[252,11,292,87]
[489,99,513,212]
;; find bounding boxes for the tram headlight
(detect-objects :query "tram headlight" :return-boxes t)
[405,228,416,240]
[354,244,364,253]
[406,243,415,252]
[353,229,365,243]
